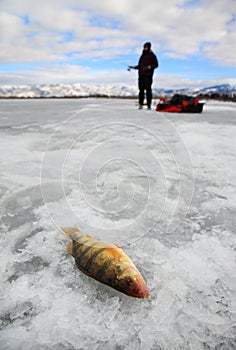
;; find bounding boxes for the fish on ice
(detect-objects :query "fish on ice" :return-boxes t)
[61,227,149,298]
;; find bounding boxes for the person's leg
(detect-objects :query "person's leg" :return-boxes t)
[138,77,145,107]
[146,77,153,109]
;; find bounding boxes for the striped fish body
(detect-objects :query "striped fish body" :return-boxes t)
[61,227,149,298]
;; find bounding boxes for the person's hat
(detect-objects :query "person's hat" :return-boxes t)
[144,42,151,49]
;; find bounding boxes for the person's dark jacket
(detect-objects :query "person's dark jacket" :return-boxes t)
[134,50,158,77]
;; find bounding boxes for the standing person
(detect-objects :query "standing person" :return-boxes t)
[129,42,158,109]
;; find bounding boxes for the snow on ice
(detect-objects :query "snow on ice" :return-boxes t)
[0,98,236,350]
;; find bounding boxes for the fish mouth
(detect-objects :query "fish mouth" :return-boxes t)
[124,274,149,298]
[133,279,149,298]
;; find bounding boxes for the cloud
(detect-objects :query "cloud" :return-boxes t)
[1,0,235,62]
[0,64,131,85]
[203,18,236,66]
[1,63,236,89]
[0,1,137,64]
[0,0,235,86]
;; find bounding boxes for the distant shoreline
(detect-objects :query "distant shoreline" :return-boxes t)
[0,95,137,100]
[0,94,235,102]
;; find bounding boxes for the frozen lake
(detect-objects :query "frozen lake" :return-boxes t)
[0,98,236,350]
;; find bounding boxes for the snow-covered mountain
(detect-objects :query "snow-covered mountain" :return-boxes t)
[153,84,236,97]
[196,84,235,94]
[0,83,235,98]
[0,83,137,98]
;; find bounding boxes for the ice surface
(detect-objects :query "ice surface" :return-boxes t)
[0,99,236,349]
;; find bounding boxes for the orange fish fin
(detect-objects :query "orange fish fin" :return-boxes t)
[85,234,92,238]
[115,243,122,248]
[115,243,127,254]
[106,247,123,261]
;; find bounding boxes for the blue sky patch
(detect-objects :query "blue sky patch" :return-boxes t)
[21,15,30,25]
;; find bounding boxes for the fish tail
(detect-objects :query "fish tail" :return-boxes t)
[61,226,82,257]
[61,226,80,239]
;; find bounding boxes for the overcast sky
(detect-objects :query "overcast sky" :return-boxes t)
[0,0,236,88]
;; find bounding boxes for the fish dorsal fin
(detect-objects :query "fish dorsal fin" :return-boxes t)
[115,243,127,254]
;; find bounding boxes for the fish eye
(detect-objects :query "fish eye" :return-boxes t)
[126,279,133,286]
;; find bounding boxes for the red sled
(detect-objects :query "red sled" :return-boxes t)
[156,94,204,113]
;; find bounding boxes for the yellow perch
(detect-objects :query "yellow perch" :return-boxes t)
[61,227,149,298]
